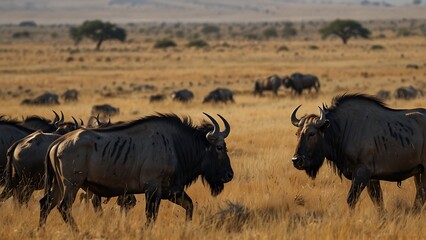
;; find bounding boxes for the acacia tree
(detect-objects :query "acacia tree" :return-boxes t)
[69,20,126,50]
[320,19,371,44]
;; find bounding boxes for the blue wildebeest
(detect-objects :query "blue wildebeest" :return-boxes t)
[290,94,426,211]
[39,113,234,230]
[283,73,320,95]
[0,118,81,205]
[203,88,234,103]
[20,111,64,132]
[254,75,282,96]
[171,89,194,103]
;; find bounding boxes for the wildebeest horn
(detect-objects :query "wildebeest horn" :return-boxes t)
[72,116,78,128]
[291,105,302,127]
[60,111,64,123]
[80,118,84,126]
[217,114,230,138]
[315,107,327,128]
[203,112,219,142]
[52,110,59,123]
[95,114,101,125]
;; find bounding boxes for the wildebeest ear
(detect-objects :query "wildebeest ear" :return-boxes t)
[320,120,330,130]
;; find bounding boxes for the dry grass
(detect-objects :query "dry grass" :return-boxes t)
[0,26,426,239]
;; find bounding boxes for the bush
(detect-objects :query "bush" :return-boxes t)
[263,27,278,39]
[202,25,220,35]
[187,39,208,48]
[154,38,177,49]
[308,45,319,50]
[12,31,31,39]
[397,28,413,37]
[277,45,290,52]
[371,44,385,50]
[19,21,37,27]
[245,34,259,40]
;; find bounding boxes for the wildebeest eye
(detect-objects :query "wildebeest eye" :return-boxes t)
[216,146,223,151]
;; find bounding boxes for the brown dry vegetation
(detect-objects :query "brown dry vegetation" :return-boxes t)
[0,21,426,239]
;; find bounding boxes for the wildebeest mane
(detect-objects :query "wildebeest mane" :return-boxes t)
[0,117,34,133]
[23,115,52,123]
[323,94,394,178]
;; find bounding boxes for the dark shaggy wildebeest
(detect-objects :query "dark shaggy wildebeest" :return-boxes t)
[171,89,194,103]
[91,104,120,120]
[395,86,423,100]
[39,113,234,230]
[290,94,426,212]
[149,94,166,103]
[254,75,282,96]
[61,89,79,102]
[21,92,60,105]
[203,88,234,103]
[20,111,64,132]
[283,73,320,95]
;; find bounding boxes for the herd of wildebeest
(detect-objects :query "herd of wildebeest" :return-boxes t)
[0,70,425,232]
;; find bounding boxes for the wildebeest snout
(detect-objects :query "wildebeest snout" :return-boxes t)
[222,171,234,183]
[292,155,304,170]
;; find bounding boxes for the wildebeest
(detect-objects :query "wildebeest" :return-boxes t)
[203,88,234,103]
[149,94,166,103]
[39,113,233,230]
[20,111,64,132]
[91,104,120,120]
[21,92,60,105]
[171,89,194,102]
[254,75,282,96]
[61,89,79,102]
[290,94,426,211]
[283,73,320,95]
[395,86,423,100]
[0,119,34,185]
[376,90,391,101]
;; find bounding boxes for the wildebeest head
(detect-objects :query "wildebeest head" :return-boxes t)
[291,106,330,179]
[201,113,233,196]
[54,116,81,135]
[282,76,292,88]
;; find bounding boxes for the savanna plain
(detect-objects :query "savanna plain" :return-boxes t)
[0,20,426,239]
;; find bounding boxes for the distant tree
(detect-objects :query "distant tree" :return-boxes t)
[413,0,422,5]
[319,19,371,44]
[187,39,208,48]
[12,31,31,39]
[201,25,220,35]
[263,27,278,39]
[69,20,126,50]
[282,22,298,38]
[19,21,37,27]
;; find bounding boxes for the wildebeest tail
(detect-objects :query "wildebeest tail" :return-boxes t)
[0,141,19,197]
[43,139,64,200]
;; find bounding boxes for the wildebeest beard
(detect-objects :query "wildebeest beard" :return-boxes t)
[202,176,224,196]
[304,149,326,179]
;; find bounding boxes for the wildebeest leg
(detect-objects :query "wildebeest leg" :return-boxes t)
[57,183,80,231]
[366,180,384,212]
[347,167,371,209]
[168,191,193,220]
[16,185,35,207]
[145,189,161,226]
[118,194,137,214]
[39,182,62,229]
[413,174,426,211]
[91,194,103,213]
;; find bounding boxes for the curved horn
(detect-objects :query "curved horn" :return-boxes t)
[107,118,111,126]
[217,114,230,138]
[291,105,302,127]
[80,118,84,127]
[72,116,78,129]
[52,110,59,123]
[96,114,101,125]
[203,112,219,141]
[315,107,327,128]
[60,111,64,124]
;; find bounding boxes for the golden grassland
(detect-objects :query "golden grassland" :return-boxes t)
[0,30,426,239]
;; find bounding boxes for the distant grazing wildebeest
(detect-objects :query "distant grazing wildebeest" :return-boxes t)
[290,94,426,212]
[395,86,423,100]
[91,104,120,120]
[61,89,79,102]
[203,88,234,103]
[149,94,166,103]
[39,113,233,230]
[254,75,282,96]
[21,92,60,105]
[406,64,419,69]
[283,73,320,95]
[171,89,194,102]
[376,90,391,101]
